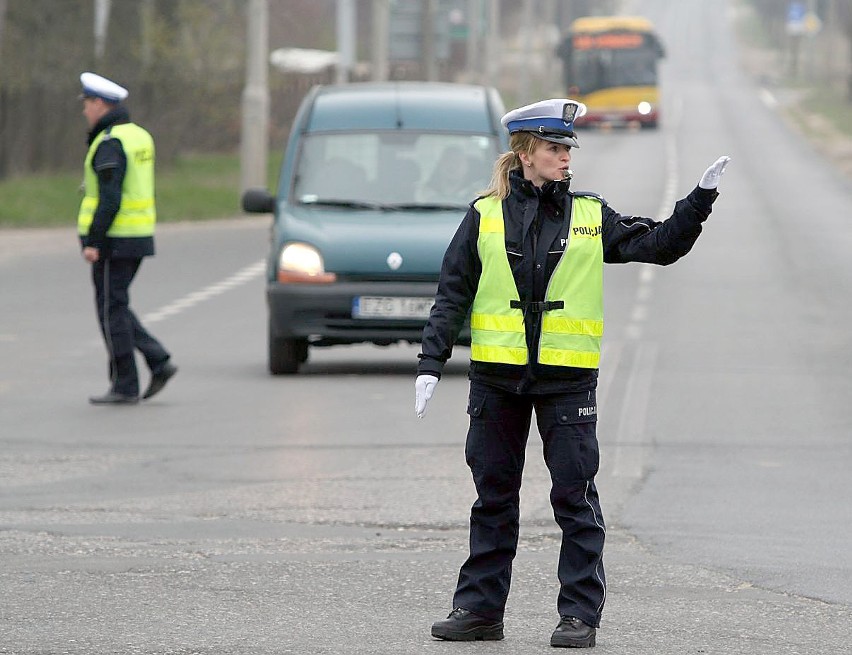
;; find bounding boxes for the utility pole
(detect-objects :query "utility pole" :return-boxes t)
[240,0,269,194]
[372,0,389,81]
[94,0,111,61]
[336,0,356,83]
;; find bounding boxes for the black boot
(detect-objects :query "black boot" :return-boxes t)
[143,361,178,400]
[550,616,596,648]
[431,608,504,641]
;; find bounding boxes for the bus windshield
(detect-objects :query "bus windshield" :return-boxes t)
[573,46,659,94]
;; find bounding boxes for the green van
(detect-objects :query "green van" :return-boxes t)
[242,82,508,374]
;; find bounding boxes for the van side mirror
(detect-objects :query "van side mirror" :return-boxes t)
[242,188,275,213]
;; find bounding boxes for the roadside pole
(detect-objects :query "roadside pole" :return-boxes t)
[336,0,356,83]
[240,0,270,194]
[372,0,390,82]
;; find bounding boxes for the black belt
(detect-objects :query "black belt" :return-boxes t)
[510,300,564,313]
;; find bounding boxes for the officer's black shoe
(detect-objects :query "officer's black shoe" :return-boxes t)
[143,361,178,400]
[89,391,139,405]
[431,608,504,641]
[550,616,596,648]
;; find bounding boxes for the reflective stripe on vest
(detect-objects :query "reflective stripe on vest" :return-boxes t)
[470,194,604,369]
[470,196,528,365]
[539,195,604,368]
[77,123,156,238]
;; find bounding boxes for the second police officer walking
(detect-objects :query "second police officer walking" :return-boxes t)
[414,98,729,648]
[78,72,178,405]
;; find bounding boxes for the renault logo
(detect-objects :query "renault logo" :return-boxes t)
[387,252,403,270]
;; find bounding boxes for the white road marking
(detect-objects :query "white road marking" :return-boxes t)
[611,342,659,478]
[143,259,266,324]
[630,303,649,324]
[759,87,778,109]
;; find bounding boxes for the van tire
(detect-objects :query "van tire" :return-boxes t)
[269,330,308,375]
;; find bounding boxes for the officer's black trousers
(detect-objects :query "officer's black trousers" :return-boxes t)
[92,257,170,396]
[453,381,606,628]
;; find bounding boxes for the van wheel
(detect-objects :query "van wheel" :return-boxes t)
[269,331,308,375]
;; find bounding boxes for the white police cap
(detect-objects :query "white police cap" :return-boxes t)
[79,72,129,103]
[500,98,587,148]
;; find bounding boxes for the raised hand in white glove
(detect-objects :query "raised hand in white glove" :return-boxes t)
[415,374,439,419]
[699,156,731,190]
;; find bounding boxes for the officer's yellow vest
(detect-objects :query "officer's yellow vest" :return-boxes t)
[469,195,604,368]
[77,123,156,238]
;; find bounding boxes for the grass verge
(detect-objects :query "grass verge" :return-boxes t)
[0,151,282,229]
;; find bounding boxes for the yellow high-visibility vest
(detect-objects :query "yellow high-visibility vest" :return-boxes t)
[78,123,156,238]
[470,194,604,368]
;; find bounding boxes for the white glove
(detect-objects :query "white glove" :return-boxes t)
[699,156,731,190]
[414,374,439,419]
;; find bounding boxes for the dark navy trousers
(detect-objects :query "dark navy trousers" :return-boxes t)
[92,257,170,396]
[452,381,607,628]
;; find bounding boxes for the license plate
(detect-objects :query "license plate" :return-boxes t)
[352,296,434,319]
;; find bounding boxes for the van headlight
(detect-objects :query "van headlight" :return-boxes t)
[637,102,652,115]
[277,242,336,283]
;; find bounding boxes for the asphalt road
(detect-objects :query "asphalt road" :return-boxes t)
[2,0,852,653]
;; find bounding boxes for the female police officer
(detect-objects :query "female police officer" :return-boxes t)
[414,98,729,648]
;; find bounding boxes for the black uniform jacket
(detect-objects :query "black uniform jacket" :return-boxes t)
[80,106,155,259]
[417,168,718,395]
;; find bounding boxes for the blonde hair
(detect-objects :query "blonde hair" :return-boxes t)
[480,132,542,199]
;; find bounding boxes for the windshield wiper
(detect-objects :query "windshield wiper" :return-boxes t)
[300,198,388,210]
[300,199,468,212]
[382,202,469,211]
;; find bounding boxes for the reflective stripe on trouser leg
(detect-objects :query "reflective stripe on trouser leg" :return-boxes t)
[536,391,606,627]
[549,481,606,627]
[104,260,117,391]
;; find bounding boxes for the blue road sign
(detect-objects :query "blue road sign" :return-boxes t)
[787,2,805,24]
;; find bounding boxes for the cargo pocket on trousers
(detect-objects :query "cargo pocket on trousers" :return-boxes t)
[552,394,600,482]
[464,387,487,471]
[467,390,485,419]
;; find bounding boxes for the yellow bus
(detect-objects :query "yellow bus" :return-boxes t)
[556,16,665,128]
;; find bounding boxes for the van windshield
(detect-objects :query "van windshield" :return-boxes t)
[293,132,499,207]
